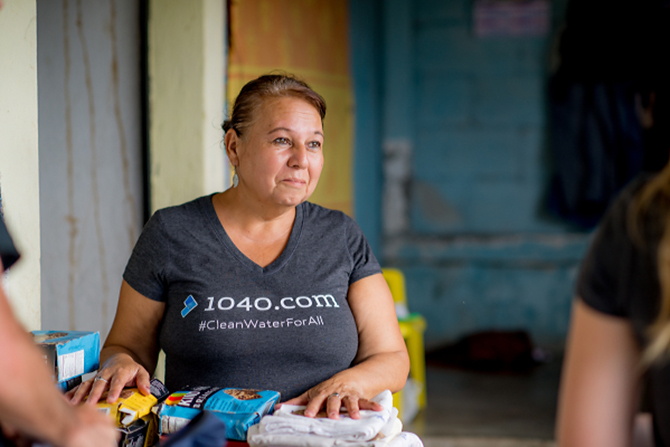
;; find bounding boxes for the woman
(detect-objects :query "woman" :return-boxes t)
[556,84,670,445]
[71,73,409,420]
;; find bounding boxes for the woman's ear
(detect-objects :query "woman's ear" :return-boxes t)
[224,129,240,167]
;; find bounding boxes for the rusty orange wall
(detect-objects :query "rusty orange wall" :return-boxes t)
[227,0,353,215]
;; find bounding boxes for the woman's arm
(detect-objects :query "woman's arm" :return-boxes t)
[556,299,642,447]
[348,272,411,394]
[70,280,165,404]
[284,273,410,419]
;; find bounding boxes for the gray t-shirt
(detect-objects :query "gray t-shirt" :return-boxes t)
[123,195,381,399]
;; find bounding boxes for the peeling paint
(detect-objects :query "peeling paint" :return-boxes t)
[109,0,139,249]
[39,0,143,340]
[76,0,110,325]
[63,0,77,330]
[382,139,412,236]
[414,181,462,227]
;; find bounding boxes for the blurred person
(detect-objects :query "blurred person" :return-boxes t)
[70,73,410,420]
[556,75,670,445]
[0,216,118,447]
[546,0,670,229]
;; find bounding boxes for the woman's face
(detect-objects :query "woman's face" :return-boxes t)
[231,96,324,208]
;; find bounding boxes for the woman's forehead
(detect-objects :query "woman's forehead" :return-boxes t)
[252,97,323,128]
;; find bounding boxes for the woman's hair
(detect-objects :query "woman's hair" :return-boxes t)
[631,84,670,365]
[222,73,327,137]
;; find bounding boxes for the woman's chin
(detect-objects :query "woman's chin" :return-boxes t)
[275,197,308,208]
[272,189,312,207]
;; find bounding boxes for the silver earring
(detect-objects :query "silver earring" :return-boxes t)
[232,172,239,188]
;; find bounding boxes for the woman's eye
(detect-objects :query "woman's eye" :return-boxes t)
[273,137,291,145]
[307,141,322,150]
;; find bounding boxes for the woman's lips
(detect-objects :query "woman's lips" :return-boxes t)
[283,177,306,186]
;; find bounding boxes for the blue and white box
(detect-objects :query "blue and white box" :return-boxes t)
[32,330,100,392]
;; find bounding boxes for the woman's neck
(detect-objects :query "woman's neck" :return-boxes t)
[212,189,296,245]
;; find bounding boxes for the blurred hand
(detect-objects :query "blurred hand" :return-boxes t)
[63,404,119,447]
[0,399,118,447]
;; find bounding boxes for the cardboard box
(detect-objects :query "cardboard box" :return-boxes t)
[32,330,100,392]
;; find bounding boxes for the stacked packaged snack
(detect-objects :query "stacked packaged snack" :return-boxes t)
[154,387,280,442]
[95,378,170,447]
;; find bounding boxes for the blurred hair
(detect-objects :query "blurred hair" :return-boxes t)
[631,84,670,365]
[222,72,326,137]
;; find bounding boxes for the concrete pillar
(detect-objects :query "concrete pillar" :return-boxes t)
[148,0,227,212]
[0,0,41,330]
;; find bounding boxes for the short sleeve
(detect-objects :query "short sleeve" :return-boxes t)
[122,211,171,301]
[0,217,20,271]
[576,178,648,317]
[345,217,381,285]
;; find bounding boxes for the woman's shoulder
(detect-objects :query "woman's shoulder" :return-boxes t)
[595,173,665,250]
[147,194,215,230]
[153,194,214,217]
[603,173,655,220]
[300,201,354,224]
[621,173,656,199]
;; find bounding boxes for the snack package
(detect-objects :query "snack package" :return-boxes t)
[117,414,157,447]
[31,330,100,392]
[97,378,170,427]
[154,387,280,441]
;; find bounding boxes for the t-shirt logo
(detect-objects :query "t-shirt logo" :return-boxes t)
[181,295,198,317]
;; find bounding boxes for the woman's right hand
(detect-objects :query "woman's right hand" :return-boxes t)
[69,281,165,406]
[67,352,153,405]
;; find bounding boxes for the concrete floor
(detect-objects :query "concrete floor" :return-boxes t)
[404,355,563,447]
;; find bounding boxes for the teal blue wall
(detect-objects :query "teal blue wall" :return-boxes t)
[351,0,587,349]
[350,0,384,253]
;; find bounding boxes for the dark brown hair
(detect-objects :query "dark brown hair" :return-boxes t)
[222,73,327,137]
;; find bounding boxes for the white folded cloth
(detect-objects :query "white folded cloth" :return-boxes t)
[247,415,403,447]
[384,432,424,447]
[247,390,424,447]
[258,390,394,442]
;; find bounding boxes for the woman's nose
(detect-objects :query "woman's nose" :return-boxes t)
[289,145,308,168]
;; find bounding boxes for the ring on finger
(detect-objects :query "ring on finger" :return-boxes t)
[94,376,109,384]
[329,392,340,398]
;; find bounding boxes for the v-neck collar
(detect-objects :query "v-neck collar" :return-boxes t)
[201,195,304,275]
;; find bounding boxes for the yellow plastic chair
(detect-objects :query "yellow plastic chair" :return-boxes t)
[382,267,427,420]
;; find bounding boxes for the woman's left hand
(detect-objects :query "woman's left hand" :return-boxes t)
[280,379,383,420]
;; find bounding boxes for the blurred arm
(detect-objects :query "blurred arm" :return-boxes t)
[556,299,641,447]
[0,263,117,446]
